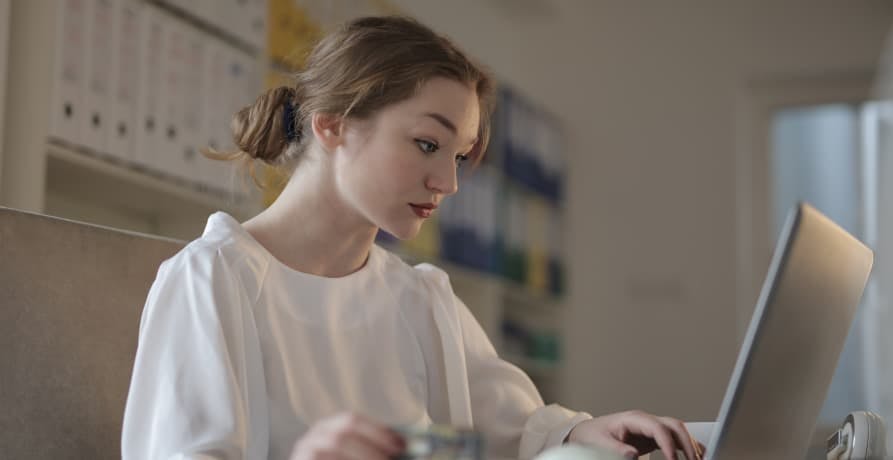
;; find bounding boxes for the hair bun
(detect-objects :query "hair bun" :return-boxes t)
[230,86,298,164]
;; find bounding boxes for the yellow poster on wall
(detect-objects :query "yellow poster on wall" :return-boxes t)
[268,0,323,70]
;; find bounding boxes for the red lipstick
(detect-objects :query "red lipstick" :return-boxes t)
[409,202,437,218]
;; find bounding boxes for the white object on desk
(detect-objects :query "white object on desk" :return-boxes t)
[535,444,625,460]
[826,411,887,460]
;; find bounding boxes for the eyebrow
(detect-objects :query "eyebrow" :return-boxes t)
[423,112,479,147]
[423,112,457,134]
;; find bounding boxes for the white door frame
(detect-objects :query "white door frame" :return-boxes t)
[0,0,10,189]
[733,70,875,342]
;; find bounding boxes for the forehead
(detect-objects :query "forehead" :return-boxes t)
[386,77,481,141]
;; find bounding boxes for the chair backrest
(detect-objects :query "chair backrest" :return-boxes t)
[0,207,185,459]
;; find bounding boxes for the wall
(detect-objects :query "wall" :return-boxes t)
[389,0,893,421]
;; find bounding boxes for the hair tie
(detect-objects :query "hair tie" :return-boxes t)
[283,99,300,142]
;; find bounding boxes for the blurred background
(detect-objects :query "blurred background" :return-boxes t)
[2,0,892,457]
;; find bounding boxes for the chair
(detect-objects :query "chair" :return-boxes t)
[0,207,184,458]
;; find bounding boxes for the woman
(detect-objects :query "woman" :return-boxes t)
[122,15,702,460]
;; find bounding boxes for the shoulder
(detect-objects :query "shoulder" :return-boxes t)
[155,212,270,303]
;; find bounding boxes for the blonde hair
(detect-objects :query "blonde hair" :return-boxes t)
[205,16,495,185]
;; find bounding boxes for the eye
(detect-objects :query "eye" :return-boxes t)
[415,139,439,154]
[455,154,470,168]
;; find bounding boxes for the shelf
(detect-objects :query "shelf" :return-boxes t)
[45,140,262,222]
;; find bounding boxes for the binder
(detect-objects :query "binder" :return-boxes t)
[502,187,527,284]
[198,37,232,193]
[178,26,207,186]
[524,195,548,293]
[133,4,165,170]
[49,0,88,146]
[478,168,500,272]
[106,0,142,161]
[82,0,115,155]
[157,14,189,178]
[546,205,564,295]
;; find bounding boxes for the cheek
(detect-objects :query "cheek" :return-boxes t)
[363,139,422,191]
[340,142,416,212]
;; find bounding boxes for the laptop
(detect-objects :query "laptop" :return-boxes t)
[704,203,874,459]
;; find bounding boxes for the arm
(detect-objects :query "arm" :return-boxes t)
[121,249,269,460]
[454,296,591,460]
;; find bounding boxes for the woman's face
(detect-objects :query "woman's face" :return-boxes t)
[333,77,481,240]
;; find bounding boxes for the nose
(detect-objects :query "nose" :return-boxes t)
[425,159,459,196]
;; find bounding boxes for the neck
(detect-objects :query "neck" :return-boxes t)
[242,155,378,278]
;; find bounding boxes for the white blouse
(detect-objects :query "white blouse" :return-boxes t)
[122,212,590,460]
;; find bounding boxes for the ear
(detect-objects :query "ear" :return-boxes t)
[310,112,344,153]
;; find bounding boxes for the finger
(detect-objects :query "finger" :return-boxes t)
[333,413,404,456]
[636,417,678,460]
[659,417,699,460]
[654,428,680,460]
[613,414,670,460]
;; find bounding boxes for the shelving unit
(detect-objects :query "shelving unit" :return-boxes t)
[0,0,266,240]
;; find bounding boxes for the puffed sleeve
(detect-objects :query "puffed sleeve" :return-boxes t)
[121,247,269,460]
[455,295,591,460]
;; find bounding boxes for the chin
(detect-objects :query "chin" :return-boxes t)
[381,222,422,241]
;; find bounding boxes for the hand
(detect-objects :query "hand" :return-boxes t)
[566,411,705,460]
[289,412,405,460]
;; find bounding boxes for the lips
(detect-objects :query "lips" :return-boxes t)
[410,203,437,218]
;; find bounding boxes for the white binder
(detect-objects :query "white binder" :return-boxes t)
[49,0,88,146]
[198,37,230,192]
[106,0,142,161]
[82,0,115,155]
[133,4,165,171]
[177,26,208,186]
[157,15,189,179]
